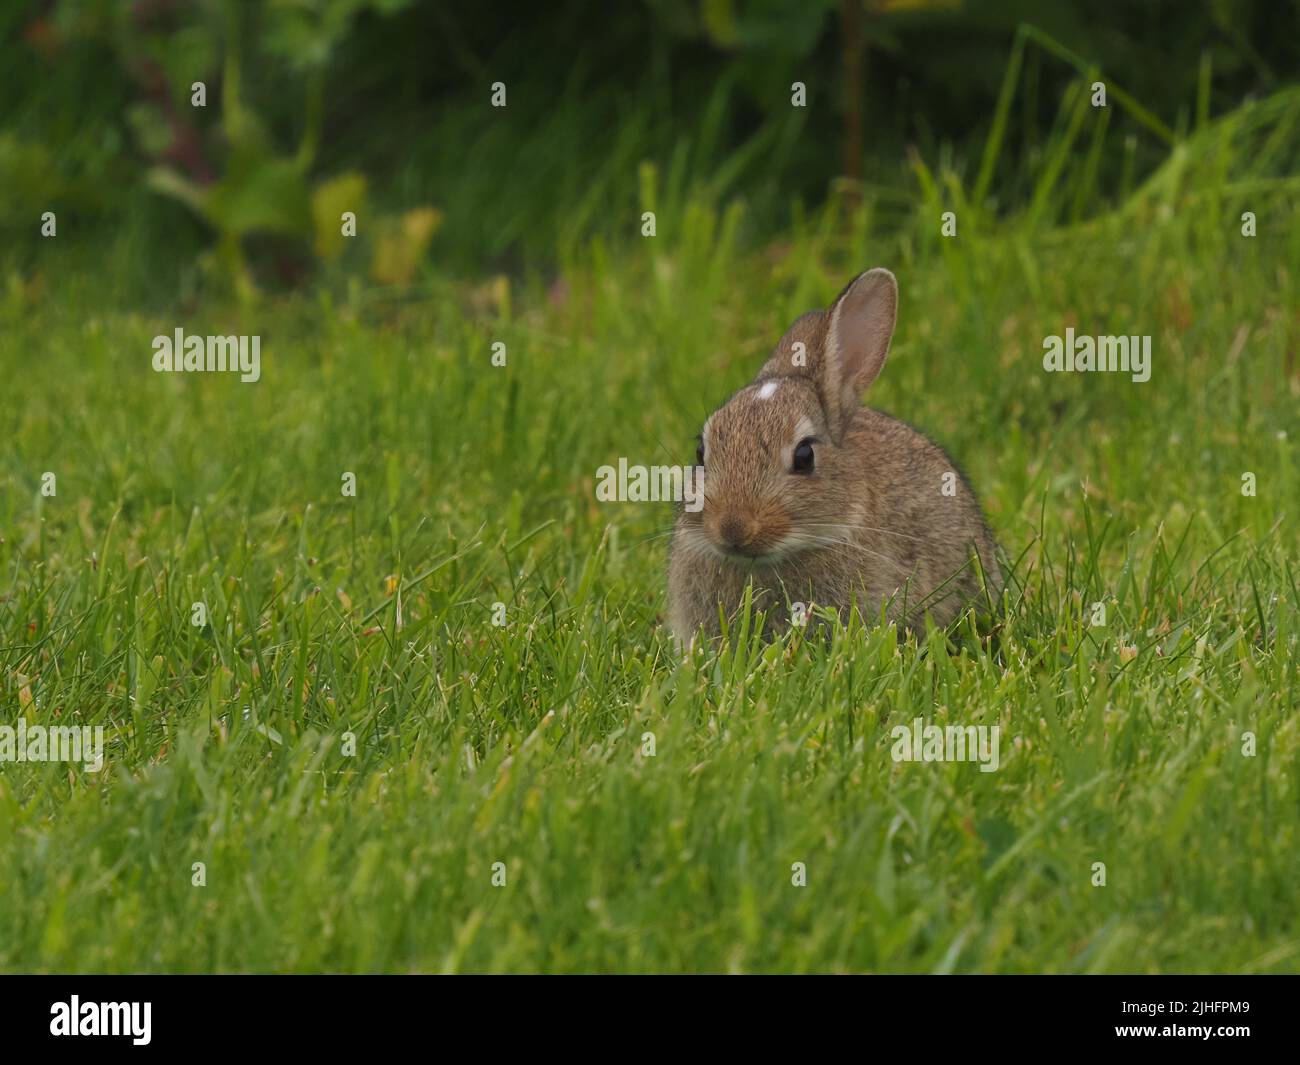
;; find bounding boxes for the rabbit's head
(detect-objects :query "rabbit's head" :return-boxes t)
[683,268,897,563]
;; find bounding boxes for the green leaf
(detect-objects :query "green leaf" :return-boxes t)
[145,166,212,220]
[206,148,313,237]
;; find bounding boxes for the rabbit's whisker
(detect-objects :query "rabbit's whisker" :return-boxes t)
[792,534,905,570]
[798,521,948,547]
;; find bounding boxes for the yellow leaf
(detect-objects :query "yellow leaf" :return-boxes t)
[370,207,442,288]
[311,172,368,260]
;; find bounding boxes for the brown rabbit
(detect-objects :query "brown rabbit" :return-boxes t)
[667,268,1001,641]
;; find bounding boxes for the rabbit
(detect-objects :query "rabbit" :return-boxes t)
[667,267,1002,642]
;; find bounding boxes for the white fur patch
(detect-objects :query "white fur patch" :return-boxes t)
[757,381,779,400]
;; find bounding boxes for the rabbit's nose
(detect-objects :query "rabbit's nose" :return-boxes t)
[718,515,753,551]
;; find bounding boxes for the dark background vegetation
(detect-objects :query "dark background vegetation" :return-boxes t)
[2,2,1299,974]
[3,0,1298,304]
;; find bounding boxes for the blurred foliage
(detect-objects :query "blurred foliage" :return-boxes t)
[1,0,1297,302]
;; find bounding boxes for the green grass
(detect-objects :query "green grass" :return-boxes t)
[1,79,1298,972]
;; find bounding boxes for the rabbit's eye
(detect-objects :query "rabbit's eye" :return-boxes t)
[792,438,815,473]
[695,438,705,467]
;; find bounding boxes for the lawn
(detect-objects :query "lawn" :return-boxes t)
[1,87,1298,973]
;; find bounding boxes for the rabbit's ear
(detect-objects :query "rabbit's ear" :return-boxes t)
[760,311,826,380]
[825,268,897,416]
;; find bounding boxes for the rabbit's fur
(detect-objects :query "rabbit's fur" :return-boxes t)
[668,268,1001,640]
